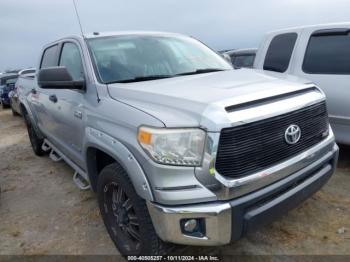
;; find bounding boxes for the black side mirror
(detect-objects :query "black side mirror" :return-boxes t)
[38,66,85,89]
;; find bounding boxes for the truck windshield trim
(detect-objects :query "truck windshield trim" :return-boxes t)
[87,35,232,84]
[106,68,228,84]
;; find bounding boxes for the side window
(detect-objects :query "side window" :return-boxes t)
[40,45,58,69]
[303,31,350,74]
[263,33,297,73]
[59,42,84,80]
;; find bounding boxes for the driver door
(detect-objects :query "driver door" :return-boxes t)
[46,41,86,168]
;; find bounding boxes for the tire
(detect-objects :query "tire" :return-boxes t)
[97,163,170,256]
[2,103,6,109]
[24,113,46,156]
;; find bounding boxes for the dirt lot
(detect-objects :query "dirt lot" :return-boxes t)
[0,108,349,256]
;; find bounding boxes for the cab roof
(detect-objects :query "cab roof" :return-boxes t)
[44,31,190,48]
[267,21,350,35]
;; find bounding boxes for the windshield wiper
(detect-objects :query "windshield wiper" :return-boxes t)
[109,75,174,84]
[176,68,227,76]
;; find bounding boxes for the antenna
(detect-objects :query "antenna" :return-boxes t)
[72,0,101,103]
[73,0,84,37]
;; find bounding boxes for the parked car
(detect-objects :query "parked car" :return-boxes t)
[10,69,36,116]
[225,48,257,69]
[254,22,350,145]
[0,73,17,96]
[0,74,18,108]
[20,32,338,256]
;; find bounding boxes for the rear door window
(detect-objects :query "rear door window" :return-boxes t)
[303,30,350,74]
[263,33,297,73]
[40,45,59,69]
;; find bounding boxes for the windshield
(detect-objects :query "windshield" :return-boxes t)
[88,35,232,83]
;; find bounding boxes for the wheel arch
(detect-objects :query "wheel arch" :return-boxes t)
[84,128,154,201]
[20,102,44,139]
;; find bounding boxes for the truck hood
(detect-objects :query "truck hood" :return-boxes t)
[107,69,315,131]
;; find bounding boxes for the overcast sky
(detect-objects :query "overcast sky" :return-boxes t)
[0,0,349,71]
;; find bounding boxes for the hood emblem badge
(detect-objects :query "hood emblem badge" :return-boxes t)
[285,124,301,145]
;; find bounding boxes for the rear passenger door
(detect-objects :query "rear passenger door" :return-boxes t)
[31,44,59,135]
[293,28,350,143]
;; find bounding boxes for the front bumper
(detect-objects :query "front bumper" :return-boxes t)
[147,144,339,246]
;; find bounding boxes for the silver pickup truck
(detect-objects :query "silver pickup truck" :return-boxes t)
[20,31,339,256]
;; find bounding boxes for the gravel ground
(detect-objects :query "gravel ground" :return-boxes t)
[0,108,349,256]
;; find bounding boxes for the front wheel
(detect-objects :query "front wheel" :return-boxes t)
[97,163,170,256]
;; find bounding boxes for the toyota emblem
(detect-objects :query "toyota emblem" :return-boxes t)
[285,125,301,145]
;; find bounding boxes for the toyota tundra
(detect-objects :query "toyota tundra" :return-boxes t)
[20,31,339,256]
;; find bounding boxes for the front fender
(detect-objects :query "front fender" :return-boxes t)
[84,127,154,201]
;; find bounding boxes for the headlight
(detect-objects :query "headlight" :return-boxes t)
[137,126,206,166]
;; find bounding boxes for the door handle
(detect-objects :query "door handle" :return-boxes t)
[49,94,58,103]
[31,89,37,94]
[74,110,83,119]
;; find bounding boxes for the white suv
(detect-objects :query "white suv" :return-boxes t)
[254,22,350,145]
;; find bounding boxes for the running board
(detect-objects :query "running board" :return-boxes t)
[42,141,62,162]
[49,150,62,162]
[43,139,91,191]
[73,172,90,190]
[41,141,51,152]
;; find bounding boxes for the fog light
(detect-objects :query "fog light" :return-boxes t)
[181,218,206,237]
[183,219,198,233]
